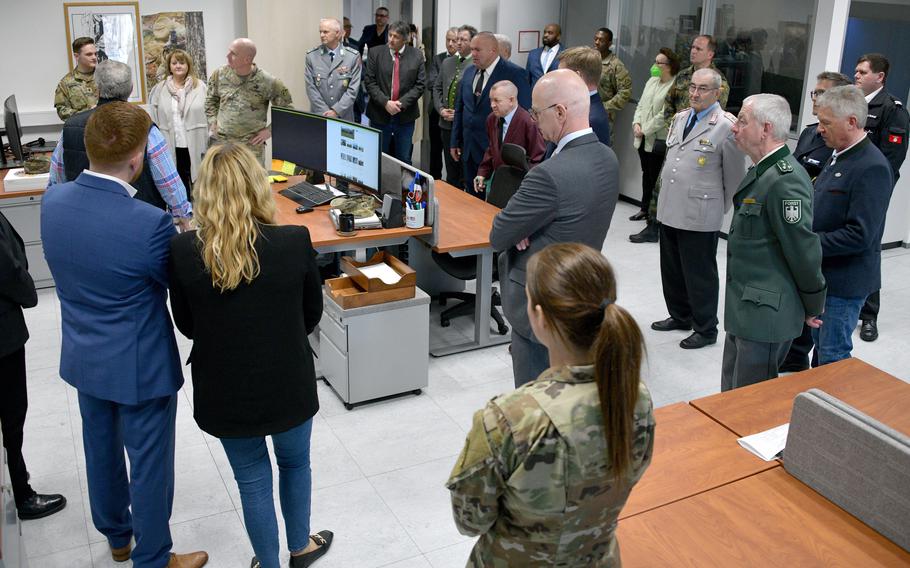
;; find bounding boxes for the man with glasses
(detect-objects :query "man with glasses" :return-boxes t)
[434,25,476,187]
[651,68,747,350]
[358,7,390,50]
[490,70,619,386]
[342,17,360,53]
[631,34,730,243]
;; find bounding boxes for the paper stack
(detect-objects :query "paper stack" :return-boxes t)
[4,168,49,191]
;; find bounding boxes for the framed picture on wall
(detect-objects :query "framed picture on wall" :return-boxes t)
[63,2,145,104]
[518,30,540,53]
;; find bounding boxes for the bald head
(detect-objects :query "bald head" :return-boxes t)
[470,32,500,69]
[532,69,590,142]
[227,38,256,74]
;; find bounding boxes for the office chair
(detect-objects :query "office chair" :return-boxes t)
[432,143,530,333]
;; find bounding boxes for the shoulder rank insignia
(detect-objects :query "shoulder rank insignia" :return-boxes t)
[776,159,793,174]
[783,199,801,224]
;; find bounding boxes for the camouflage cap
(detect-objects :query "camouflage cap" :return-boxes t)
[23,155,50,175]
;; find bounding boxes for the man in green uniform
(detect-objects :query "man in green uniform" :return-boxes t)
[631,34,731,243]
[723,94,826,391]
[205,38,293,163]
[54,37,99,120]
[593,27,631,137]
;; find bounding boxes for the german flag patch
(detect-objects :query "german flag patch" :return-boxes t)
[888,133,903,144]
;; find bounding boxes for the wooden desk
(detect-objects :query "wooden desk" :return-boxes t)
[425,182,511,356]
[691,358,910,437]
[619,403,777,520]
[617,467,910,567]
[271,177,431,253]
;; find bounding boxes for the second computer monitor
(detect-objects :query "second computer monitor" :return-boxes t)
[271,107,381,194]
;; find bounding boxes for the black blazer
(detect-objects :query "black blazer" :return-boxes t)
[169,224,323,438]
[363,45,426,125]
[0,211,37,358]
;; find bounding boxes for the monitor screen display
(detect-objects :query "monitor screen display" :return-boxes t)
[3,94,25,163]
[272,107,381,193]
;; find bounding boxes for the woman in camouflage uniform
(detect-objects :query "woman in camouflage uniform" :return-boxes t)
[447,243,655,567]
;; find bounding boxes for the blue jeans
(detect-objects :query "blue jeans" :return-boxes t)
[372,116,415,164]
[221,419,314,568]
[812,295,865,365]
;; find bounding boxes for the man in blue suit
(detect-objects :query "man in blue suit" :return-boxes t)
[558,46,612,146]
[452,32,531,195]
[526,24,563,90]
[42,102,208,568]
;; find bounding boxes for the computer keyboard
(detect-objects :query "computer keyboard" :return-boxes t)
[279,180,336,207]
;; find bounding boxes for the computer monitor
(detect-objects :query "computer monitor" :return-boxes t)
[1,94,27,169]
[271,107,381,195]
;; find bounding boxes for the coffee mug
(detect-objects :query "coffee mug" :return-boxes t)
[339,213,356,233]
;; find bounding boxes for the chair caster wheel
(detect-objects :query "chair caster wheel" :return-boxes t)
[441,318,450,327]
[498,324,509,335]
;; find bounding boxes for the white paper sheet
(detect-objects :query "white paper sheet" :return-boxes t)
[737,423,789,461]
[357,263,403,285]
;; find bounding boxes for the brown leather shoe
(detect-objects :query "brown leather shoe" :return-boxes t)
[167,551,209,568]
[110,543,131,562]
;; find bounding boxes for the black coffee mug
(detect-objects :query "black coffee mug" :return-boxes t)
[339,213,356,233]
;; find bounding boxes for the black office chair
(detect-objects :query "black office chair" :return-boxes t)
[432,144,530,332]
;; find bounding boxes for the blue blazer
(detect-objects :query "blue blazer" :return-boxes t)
[526,45,563,89]
[41,172,183,405]
[589,92,612,146]
[452,60,531,164]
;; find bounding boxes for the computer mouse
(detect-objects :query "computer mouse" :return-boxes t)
[296,206,314,214]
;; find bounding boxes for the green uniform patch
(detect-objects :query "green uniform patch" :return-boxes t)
[776,159,793,173]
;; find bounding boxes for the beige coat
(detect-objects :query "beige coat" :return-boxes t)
[148,79,209,182]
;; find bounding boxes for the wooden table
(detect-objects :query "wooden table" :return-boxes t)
[691,358,910,437]
[423,181,511,356]
[617,467,910,567]
[619,403,777,520]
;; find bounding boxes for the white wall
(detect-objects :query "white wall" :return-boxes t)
[497,0,561,68]
[435,0,499,53]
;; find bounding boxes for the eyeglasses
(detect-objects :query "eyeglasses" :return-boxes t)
[688,84,716,94]
[529,102,565,121]
[375,12,388,17]
[810,89,825,100]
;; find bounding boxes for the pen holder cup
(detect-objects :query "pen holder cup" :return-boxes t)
[405,206,425,228]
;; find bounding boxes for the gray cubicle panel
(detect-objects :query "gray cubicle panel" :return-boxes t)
[379,153,437,246]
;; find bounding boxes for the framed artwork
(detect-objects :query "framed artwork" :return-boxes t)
[141,11,207,98]
[63,2,145,104]
[518,30,540,53]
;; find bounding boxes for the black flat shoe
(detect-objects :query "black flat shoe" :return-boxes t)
[289,531,334,568]
[860,320,878,342]
[17,493,67,520]
[250,556,260,568]
[651,317,692,332]
[629,222,659,243]
[680,332,717,349]
[629,210,648,221]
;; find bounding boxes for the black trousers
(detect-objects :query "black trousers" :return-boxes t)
[0,347,35,506]
[637,142,666,214]
[659,224,719,336]
[781,323,817,369]
[441,127,463,188]
[859,290,880,321]
[175,146,193,202]
[428,109,443,180]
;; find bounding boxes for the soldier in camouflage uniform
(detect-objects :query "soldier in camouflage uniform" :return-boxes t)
[447,243,655,568]
[631,34,731,243]
[594,27,631,139]
[205,38,293,162]
[54,37,99,120]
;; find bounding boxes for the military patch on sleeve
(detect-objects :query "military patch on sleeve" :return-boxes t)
[776,159,793,174]
[783,199,801,223]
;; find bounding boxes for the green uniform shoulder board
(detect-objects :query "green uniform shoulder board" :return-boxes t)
[776,159,793,174]
[343,46,360,56]
[306,46,320,55]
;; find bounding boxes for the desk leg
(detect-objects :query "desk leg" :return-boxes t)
[430,249,511,356]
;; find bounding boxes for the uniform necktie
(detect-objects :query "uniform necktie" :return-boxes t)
[447,56,464,108]
[330,50,335,63]
[683,112,698,139]
[498,116,506,146]
[391,51,400,101]
[474,68,485,101]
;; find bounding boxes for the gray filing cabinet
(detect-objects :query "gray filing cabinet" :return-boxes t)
[1,432,29,568]
[0,193,53,289]
[319,287,430,409]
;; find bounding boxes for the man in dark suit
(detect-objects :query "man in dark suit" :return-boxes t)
[526,23,563,90]
[41,102,208,568]
[812,86,894,365]
[452,32,531,192]
[474,80,545,197]
[342,17,361,53]
[427,27,458,179]
[0,212,67,521]
[363,20,426,164]
[557,46,612,146]
[491,70,619,386]
[434,25,476,187]
[358,6,389,50]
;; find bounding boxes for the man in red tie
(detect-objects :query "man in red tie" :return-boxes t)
[473,80,545,198]
[362,20,426,164]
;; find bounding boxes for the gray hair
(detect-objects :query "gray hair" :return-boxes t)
[95,60,133,100]
[446,26,458,36]
[816,85,868,128]
[494,34,512,58]
[742,94,792,141]
[319,18,342,32]
[816,71,852,87]
[458,25,478,39]
[692,67,722,89]
[389,20,411,40]
[490,80,517,97]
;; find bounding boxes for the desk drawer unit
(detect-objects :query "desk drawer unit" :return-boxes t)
[320,287,430,409]
[1,194,53,289]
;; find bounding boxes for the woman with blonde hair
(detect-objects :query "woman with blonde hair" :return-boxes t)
[148,49,208,197]
[168,143,332,568]
[447,242,655,567]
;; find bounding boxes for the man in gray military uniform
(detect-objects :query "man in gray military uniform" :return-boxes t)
[305,18,361,122]
[652,68,747,350]
[723,94,826,391]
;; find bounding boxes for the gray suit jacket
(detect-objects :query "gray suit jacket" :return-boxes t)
[491,132,619,339]
[656,106,747,232]
[433,54,469,131]
[363,45,426,125]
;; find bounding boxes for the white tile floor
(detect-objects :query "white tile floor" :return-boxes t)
[18,200,910,567]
